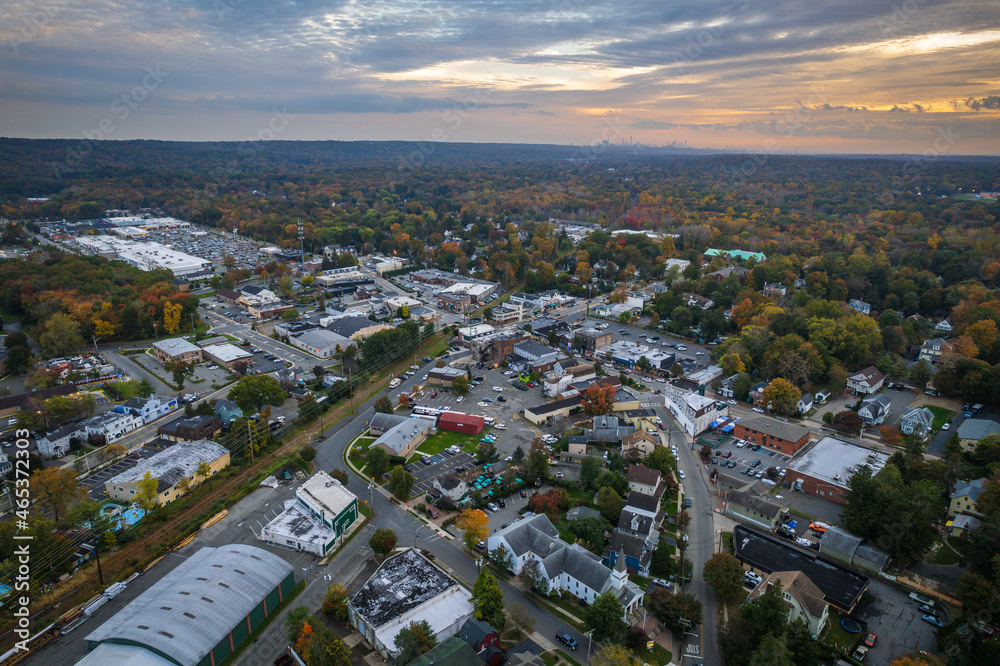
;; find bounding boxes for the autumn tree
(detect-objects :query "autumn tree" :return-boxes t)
[162,301,183,334]
[369,528,397,556]
[373,396,394,414]
[456,508,489,550]
[720,352,746,376]
[592,645,642,666]
[394,620,436,664]
[136,471,160,511]
[581,384,615,416]
[39,312,83,358]
[528,487,568,516]
[30,468,83,523]
[762,378,801,415]
[285,606,311,641]
[322,582,350,619]
[453,375,470,394]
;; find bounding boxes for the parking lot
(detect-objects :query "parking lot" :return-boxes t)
[410,452,476,497]
[139,227,269,273]
[851,578,941,666]
[710,437,794,475]
[80,444,167,500]
[243,347,291,373]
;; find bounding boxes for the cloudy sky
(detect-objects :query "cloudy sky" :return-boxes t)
[2,0,999,153]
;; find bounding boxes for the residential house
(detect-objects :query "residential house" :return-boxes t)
[115,395,179,424]
[214,399,243,425]
[683,293,714,310]
[900,407,934,437]
[919,338,953,364]
[626,464,663,496]
[603,532,651,576]
[616,510,659,549]
[706,266,750,283]
[949,514,984,538]
[762,283,787,298]
[433,474,469,502]
[935,317,955,334]
[957,419,1000,452]
[949,479,987,519]
[847,366,885,394]
[156,414,223,442]
[747,571,829,637]
[718,374,739,398]
[621,430,659,460]
[409,637,484,666]
[815,389,831,404]
[858,395,892,427]
[848,299,872,316]
[797,394,814,414]
[620,408,657,432]
[586,415,636,443]
[748,381,768,405]
[37,423,86,458]
[457,617,502,666]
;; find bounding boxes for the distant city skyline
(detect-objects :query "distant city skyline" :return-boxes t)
[1,0,998,154]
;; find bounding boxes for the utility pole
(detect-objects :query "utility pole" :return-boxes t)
[247,419,254,466]
[297,218,304,264]
[92,336,101,355]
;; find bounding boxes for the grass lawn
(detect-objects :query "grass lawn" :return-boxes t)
[556,650,582,666]
[721,531,734,553]
[790,507,818,522]
[821,612,862,654]
[635,644,672,666]
[417,429,477,455]
[355,437,376,449]
[923,404,956,430]
[631,574,651,590]
[541,654,558,666]
[926,534,964,566]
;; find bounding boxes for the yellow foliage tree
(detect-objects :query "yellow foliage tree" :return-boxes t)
[456,509,490,551]
[93,318,116,337]
[162,301,183,335]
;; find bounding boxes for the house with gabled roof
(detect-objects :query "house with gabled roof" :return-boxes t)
[900,407,934,437]
[858,395,891,426]
[626,464,662,496]
[603,532,651,576]
[935,317,954,334]
[950,478,987,519]
[847,366,885,394]
[747,571,829,636]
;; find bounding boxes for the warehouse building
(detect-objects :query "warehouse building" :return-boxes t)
[438,411,485,435]
[80,544,295,666]
[105,439,229,506]
[349,548,475,660]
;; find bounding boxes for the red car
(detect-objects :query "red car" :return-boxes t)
[864,633,877,647]
[527,382,536,388]
[432,391,438,398]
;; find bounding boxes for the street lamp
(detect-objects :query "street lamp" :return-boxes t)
[585,629,594,666]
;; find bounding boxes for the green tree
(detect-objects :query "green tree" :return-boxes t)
[452,375,470,394]
[373,396,394,414]
[595,470,629,496]
[322,582,350,620]
[39,312,83,358]
[369,528,398,556]
[743,578,789,639]
[365,446,389,479]
[580,456,603,488]
[569,515,613,549]
[703,552,744,600]
[909,359,931,388]
[472,569,506,630]
[596,486,623,522]
[227,374,287,413]
[749,633,795,666]
[648,589,702,632]
[647,446,677,475]
[163,359,194,387]
[135,378,155,398]
[585,591,627,643]
[285,605,312,641]
[388,465,414,499]
[5,344,32,374]
[650,543,675,578]
[394,620,436,663]
[784,618,823,666]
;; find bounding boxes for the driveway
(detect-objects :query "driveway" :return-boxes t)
[851,578,940,666]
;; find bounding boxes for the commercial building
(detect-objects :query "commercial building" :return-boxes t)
[438,411,485,435]
[663,379,727,436]
[153,338,204,365]
[427,366,468,387]
[202,343,253,369]
[80,411,143,443]
[366,412,414,436]
[524,395,582,426]
[786,436,890,504]
[115,395,180,424]
[349,548,476,660]
[733,416,812,455]
[80,545,294,666]
[288,329,353,358]
[75,237,213,277]
[457,324,495,343]
[105,439,229,505]
[260,470,360,556]
[733,524,869,614]
[817,526,890,574]
[373,418,434,458]
[325,315,394,341]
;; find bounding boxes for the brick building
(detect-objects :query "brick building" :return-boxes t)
[733,416,812,455]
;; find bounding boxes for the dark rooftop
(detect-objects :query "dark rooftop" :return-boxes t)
[349,549,456,628]
[733,524,869,611]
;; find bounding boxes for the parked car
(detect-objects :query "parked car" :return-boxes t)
[744,571,763,586]
[498,497,506,508]
[520,488,527,498]
[486,502,499,512]
[475,540,487,551]
[852,646,869,662]
[678,470,685,479]
[941,422,950,430]
[864,633,877,647]
[555,633,578,650]
[922,614,945,628]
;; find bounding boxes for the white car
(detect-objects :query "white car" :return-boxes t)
[678,470,685,479]
[727,399,737,405]
[735,439,746,448]
[492,386,503,392]
[456,396,464,403]
[941,422,951,430]
[695,351,705,356]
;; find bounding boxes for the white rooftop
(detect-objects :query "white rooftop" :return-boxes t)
[203,343,252,363]
[262,499,336,547]
[153,338,201,356]
[790,436,890,488]
[108,439,228,488]
[297,471,358,521]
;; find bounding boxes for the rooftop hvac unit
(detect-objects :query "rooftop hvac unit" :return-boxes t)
[833,474,841,481]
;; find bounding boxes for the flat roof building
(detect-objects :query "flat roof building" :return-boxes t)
[202,343,252,369]
[153,338,203,365]
[81,545,294,666]
[349,548,475,660]
[75,237,213,276]
[786,436,890,504]
[733,416,812,455]
[105,439,229,506]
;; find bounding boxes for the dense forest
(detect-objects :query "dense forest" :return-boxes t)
[0,138,999,404]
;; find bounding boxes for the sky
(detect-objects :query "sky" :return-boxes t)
[1,0,999,154]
